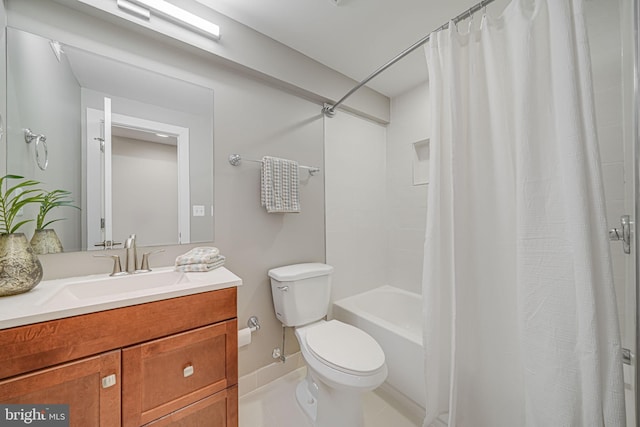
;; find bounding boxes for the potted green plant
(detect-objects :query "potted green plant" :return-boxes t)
[30,189,79,255]
[0,174,44,296]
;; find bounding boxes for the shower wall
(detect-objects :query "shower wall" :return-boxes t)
[385,83,430,295]
[382,1,636,423]
[381,0,633,314]
[584,1,636,425]
[585,0,630,340]
[324,111,387,302]
[324,81,430,299]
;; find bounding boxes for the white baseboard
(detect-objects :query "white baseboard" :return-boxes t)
[239,351,305,397]
[375,382,426,425]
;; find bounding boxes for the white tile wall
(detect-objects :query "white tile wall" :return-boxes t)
[585,0,631,344]
[385,83,430,294]
[324,111,388,302]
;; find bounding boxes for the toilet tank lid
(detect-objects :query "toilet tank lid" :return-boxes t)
[268,263,334,281]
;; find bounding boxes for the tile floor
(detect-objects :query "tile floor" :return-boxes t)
[239,367,423,427]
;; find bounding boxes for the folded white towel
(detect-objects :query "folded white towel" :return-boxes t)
[175,247,220,266]
[175,255,226,272]
[261,156,300,213]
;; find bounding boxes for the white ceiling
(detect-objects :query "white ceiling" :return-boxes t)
[194,0,493,98]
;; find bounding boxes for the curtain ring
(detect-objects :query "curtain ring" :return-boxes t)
[479,0,488,29]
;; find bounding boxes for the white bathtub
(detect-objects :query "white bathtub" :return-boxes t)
[332,285,425,409]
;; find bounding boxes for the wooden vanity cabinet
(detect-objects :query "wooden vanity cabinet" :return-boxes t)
[122,321,237,426]
[0,350,121,426]
[0,287,238,427]
[143,386,237,427]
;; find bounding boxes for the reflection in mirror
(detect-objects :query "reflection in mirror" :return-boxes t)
[111,125,183,247]
[6,27,214,252]
[86,104,190,248]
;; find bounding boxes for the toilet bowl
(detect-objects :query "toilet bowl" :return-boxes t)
[297,320,387,389]
[268,263,388,427]
[294,320,387,427]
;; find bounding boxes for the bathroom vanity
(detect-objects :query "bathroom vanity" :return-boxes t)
[0,267,241,427]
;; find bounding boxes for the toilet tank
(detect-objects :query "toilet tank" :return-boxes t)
[268,263,334,327]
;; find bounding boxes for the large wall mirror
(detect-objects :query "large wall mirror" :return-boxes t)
[5,27,214,252]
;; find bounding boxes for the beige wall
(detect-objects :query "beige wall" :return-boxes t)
[5,27,82,249]
[43,0,390,123]
[7,0,327,376]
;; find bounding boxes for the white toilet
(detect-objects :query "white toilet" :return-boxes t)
[268,263,387,427]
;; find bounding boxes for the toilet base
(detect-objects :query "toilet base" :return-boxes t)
[296,372,318,422]
[296,368,365,427]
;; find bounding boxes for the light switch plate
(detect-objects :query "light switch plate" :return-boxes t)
[192,205,205,216]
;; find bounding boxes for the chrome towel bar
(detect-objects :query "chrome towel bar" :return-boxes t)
[228,154,320,176]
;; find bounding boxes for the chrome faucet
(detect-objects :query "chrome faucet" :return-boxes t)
[124,234,138,273]
[95,234,165,275]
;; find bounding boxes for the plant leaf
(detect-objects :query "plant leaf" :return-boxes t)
[0,175,42,234]
[35,188,79,230]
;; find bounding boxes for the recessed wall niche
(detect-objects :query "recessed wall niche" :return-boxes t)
[412,138,430,186]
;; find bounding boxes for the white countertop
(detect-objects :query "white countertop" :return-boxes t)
[0,266,242,330]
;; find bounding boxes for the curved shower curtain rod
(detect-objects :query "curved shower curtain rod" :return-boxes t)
[322,0,497,118]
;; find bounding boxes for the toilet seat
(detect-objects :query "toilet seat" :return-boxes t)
[305,320,385,376]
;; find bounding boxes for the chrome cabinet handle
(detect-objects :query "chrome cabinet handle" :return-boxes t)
[101,374,117,389]
[183,364,194,378]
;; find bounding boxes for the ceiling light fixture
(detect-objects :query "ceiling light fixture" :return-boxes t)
[117,0,151,20]
[128,0,221,40]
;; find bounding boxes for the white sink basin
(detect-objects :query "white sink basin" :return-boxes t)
[0,266,242,330]
[40,270,190,305]
[68,270,189,299]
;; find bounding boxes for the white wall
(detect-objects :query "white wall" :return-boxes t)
[325,111,387,302]
[386,83,430,294]
[112,136,178,247]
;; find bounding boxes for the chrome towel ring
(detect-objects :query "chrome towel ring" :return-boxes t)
[24,128,48,171]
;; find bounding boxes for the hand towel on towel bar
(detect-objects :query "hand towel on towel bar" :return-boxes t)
[261,156,300,213]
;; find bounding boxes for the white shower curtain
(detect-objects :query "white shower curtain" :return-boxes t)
[422,0,625,426]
